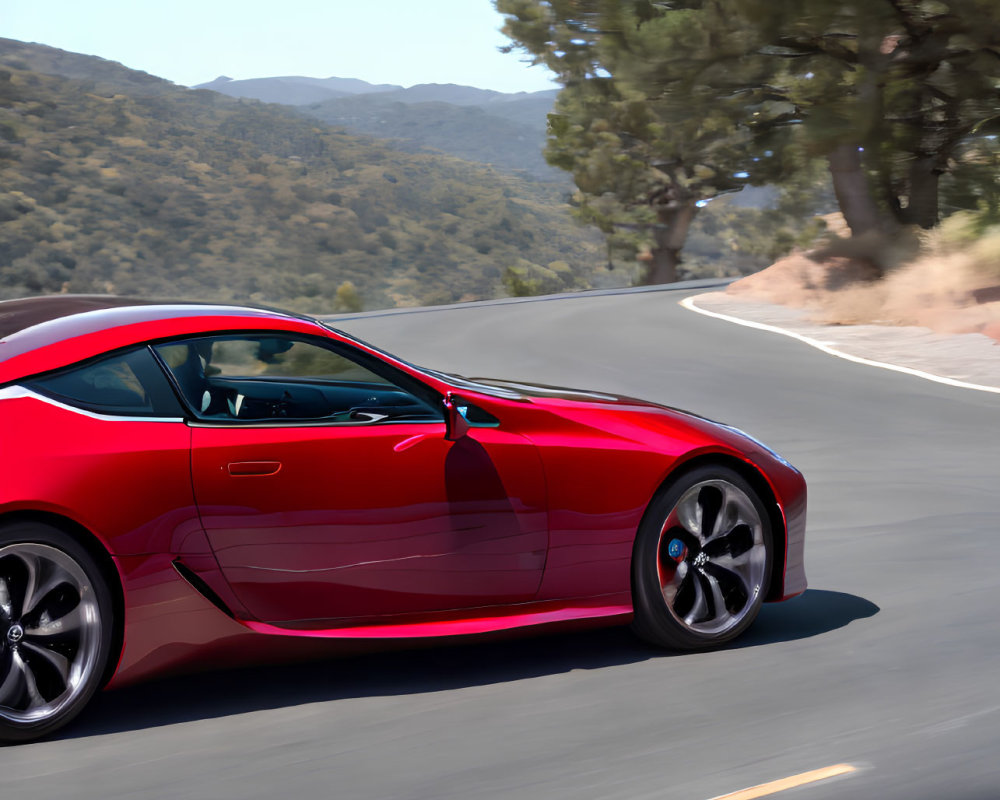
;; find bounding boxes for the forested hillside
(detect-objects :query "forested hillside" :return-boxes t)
[302,93,556,179]
[0,39,603,311]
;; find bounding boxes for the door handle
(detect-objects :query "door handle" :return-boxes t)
[227,461,282,476]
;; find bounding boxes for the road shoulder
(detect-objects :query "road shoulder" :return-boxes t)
[685,291,1000,394]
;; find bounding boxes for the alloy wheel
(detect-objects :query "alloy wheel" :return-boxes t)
[0,543,104,725]
[655,479,768,636]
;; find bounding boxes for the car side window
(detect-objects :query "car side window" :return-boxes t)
[25,347,184,417]
[152,334,442,424]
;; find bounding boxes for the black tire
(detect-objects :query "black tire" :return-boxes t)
[631,465,772,650]
[0,522,113,743]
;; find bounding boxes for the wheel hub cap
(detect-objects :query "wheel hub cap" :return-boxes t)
[666,538,687,562]
[6,623,23,645]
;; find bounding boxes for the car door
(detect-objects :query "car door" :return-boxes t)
[153,333,548,626]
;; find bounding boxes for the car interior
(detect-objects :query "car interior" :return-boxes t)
[153,336,443,424]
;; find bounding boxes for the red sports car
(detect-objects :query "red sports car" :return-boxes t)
[0,296,806,741]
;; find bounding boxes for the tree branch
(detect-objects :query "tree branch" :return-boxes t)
[883,0,925,38]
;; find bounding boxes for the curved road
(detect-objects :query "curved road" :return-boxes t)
[3,287,999,799]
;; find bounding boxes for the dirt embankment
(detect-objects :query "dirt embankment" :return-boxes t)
[727,216,1000,343]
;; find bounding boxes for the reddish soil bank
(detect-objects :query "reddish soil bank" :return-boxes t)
[728,249,1000,344]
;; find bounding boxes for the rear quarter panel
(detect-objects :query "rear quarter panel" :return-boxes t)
[0,393,199,556]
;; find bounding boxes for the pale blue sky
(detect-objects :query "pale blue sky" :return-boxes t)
[2,0,557,93]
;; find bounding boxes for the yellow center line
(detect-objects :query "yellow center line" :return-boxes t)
[708,763,857,800]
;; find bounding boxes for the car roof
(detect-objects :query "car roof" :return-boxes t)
[0,295,316,339]
[0,295,328,383]
[0,295,159,339]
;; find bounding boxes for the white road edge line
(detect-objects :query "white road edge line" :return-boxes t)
[680,295,1000,396]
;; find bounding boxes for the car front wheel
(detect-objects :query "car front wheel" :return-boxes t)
[0,523,113,743]
[631,465,772,650]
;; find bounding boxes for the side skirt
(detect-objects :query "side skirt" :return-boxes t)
[110,553,633,689]
[244,600,634,640]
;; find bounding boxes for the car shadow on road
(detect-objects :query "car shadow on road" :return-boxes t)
[68,588,877,739]
[735,588,880,648]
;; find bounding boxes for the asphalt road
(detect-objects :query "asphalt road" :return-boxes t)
[3,287,999,799]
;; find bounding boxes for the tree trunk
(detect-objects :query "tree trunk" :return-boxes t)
[899,157,940,228]
[828,144,884,236]
[642,203,698,285]
[645,244,679,285]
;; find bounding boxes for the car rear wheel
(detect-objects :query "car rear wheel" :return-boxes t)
[631,465,772,650]
[0,523,113,743]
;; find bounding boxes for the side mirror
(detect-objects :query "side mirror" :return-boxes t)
[443,394,471,441]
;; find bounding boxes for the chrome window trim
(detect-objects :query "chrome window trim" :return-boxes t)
[0,385,185,423]
[187,418,443,430]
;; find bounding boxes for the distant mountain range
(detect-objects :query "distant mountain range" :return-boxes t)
[195,75,404,105]
[194,75,561,179]
[195,74,557,114]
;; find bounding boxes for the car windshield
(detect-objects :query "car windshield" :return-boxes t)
[323,324,525,400]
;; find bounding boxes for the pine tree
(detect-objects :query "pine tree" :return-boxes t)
[498,0,795,283]
[498,0,1000,281]
[742,0,1000,234]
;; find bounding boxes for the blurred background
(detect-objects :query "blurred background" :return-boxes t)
[0,0,997,334]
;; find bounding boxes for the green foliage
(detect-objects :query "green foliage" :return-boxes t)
[739,0,1000,230]
[681,197,829,278]
[502,258,581,296]
[333,280,363,312]
[498,0,1000,282]
[497,1,802,283]
[0,39,605,310]
[940,133,1000,225]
